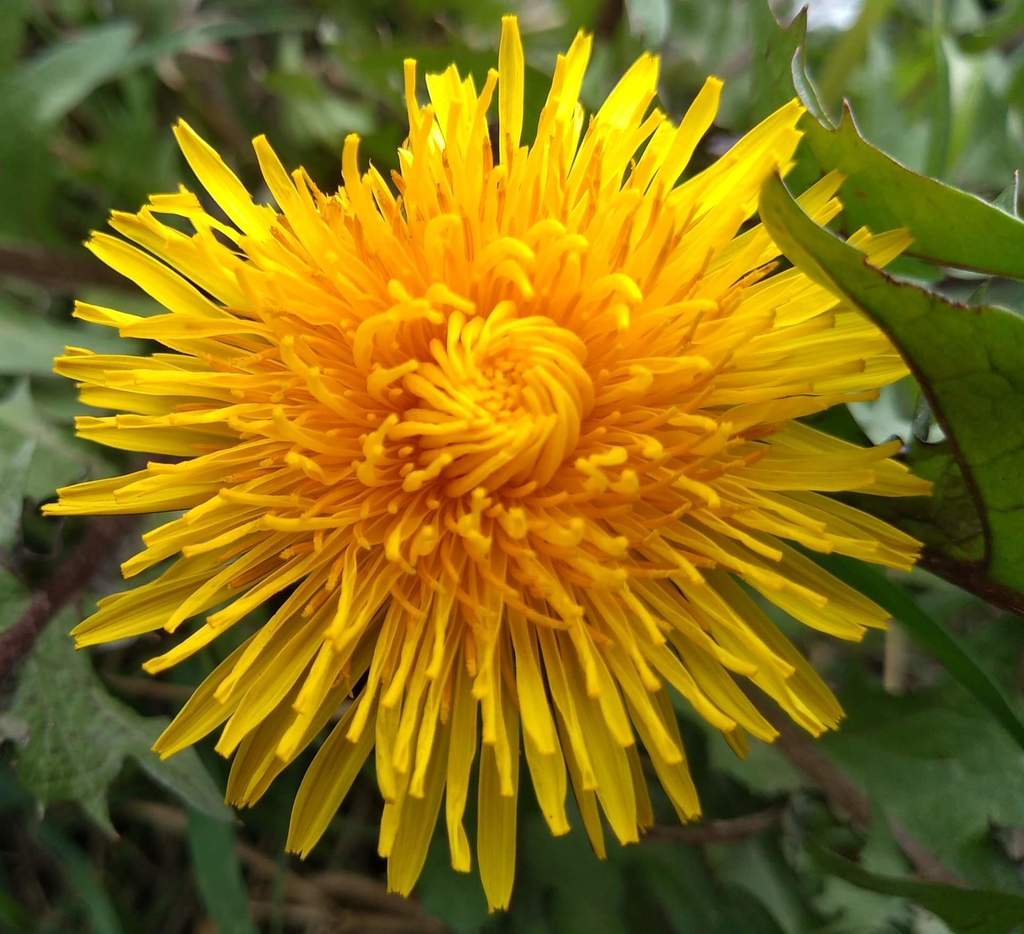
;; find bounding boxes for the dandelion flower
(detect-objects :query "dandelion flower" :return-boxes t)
[48,16,928,909]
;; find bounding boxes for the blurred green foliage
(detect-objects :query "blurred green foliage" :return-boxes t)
[3,1,1024,932]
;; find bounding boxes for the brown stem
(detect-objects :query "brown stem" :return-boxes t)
[595,0,625,37]
[248,900,437,933]
[123,802,447,930]
[0,244,127,291]
[763,707,872,830]
[752,694,963,886]
[920,551,1024,616]
[102,673,195,703]
[0,517,133,682]
[645,807,783,844]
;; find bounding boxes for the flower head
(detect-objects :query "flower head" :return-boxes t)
[48,16,928,908]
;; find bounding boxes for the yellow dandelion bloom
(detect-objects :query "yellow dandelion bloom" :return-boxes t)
[48,16,928,909]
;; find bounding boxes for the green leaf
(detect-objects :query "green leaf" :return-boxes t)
[712,838,820,934]
[0,21,138,243]
[629,840,787,934]
[816,554,1024,754]
[759,4,1024,278]
[799,109,1024,276]
[707,731,802,798]
[817,0,895,110]
[8,608,231,833]
[822,675,1024,888]
[0,300,139,377]
[0,22,138,129]
[121,10,315,73]
[750,5,810,122]
[264,69,376,149]
[747,5,828,195]
[811,843,1024,933]
[958,2,1024,53]
[751,6,830,124]
[0,380,109,499]
[516,814,628,934]
[37,826,125,934]
[759,171,1024,601]
[187,808,257,934]
[925,12,953,179]
[994,171,1022,217]
[418,835,492,933]
[0,440,33,548]
[806,820,910,933]
[853,439,985,567]
[0,0,29,74]
[625,0,671,46]
[0,567,30,625]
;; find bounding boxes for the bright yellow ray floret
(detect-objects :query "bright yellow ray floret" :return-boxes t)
[47,16,928,909]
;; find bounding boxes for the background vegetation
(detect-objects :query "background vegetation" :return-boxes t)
[3,0,1024,931]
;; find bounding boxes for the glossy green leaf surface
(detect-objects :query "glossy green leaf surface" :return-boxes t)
[758,7,1024,278]
[812,844,1024,933]
[819,554,1024,753]
[761,171,1024,598]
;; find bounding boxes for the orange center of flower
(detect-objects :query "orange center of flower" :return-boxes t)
[367,309,592,499]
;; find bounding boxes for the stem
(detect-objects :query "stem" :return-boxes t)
[883,626,910,695]
[646,807,783,844]
[752,693,963,886]
[0,244,127,291]
[123,802,445,929]
[0,518,133,682]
